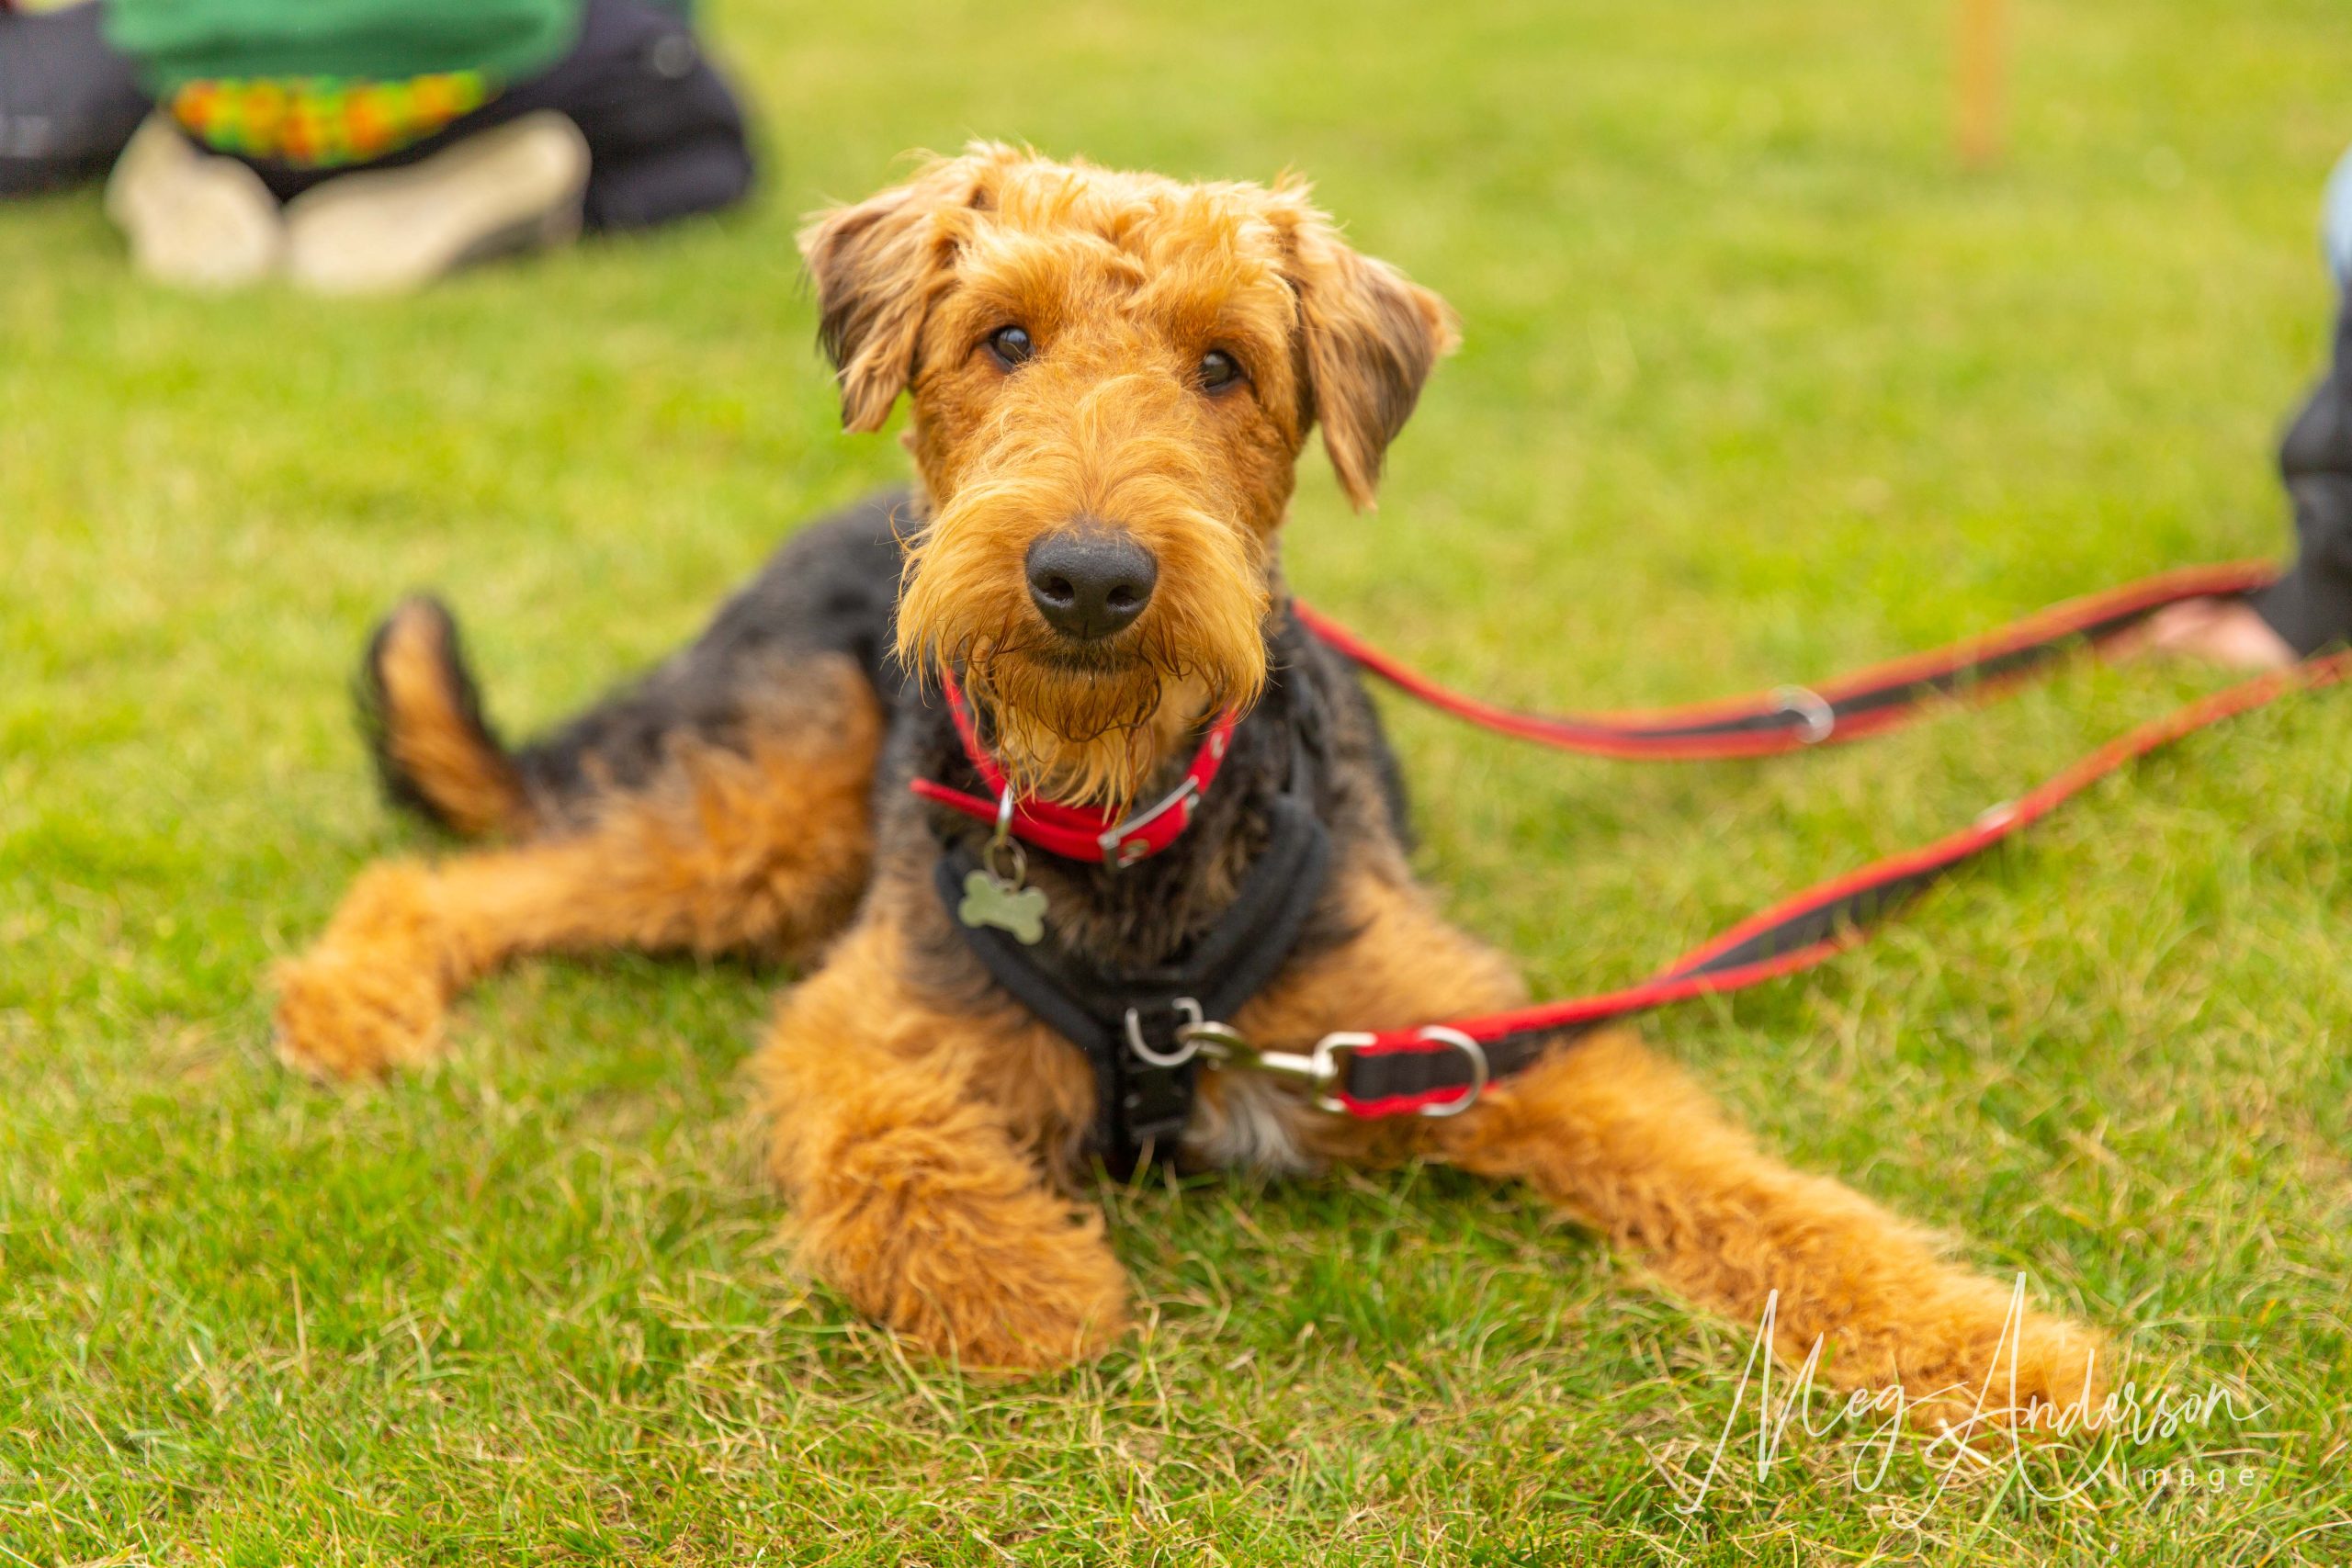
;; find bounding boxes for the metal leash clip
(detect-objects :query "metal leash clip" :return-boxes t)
[1124,996,1260,1068]
[1124,1011,1488,1118]
[1123,1000,1339,1095]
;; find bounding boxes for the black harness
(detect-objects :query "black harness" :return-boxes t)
[930,706,1332,1178]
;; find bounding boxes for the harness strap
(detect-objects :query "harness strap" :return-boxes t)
[931,725,1332,1176]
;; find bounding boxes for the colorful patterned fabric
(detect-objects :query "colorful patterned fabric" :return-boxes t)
[106,0,579,96]
[168,73,495,167]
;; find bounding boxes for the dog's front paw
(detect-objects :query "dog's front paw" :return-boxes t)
[879,1220,1131,1372]
[272,942,447,1080]
[797,1127,1132,1372]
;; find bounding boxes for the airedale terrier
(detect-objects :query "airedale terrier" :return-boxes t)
[275,143,2100,1411]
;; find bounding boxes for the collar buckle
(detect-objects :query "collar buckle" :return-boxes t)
[1098,776,1200,867]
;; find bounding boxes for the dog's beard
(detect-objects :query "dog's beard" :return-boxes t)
[957,629,1227,807]
[896,480,1274,807]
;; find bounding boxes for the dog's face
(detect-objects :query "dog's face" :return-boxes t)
[800,144,1453,804]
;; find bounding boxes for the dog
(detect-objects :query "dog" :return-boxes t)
[274,143,2101,1414]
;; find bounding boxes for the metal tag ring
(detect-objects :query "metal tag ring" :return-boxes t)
[983,788,1031,885]
[984,832,1028,889]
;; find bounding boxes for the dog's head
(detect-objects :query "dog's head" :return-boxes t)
[801,143,1454,804]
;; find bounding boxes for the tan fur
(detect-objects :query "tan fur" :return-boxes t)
[277,150,2105,1419]
[1434,1033,2104,1425]
[277,660,882,1078]
[753,897,1124,1370]
[374,599,530,838]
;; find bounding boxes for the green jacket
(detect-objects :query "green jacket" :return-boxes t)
[105,0,625,93]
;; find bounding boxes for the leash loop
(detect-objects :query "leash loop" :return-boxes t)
[1771,684,1836,744]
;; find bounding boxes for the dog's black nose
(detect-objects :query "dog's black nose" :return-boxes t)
[1025,529,1157,641]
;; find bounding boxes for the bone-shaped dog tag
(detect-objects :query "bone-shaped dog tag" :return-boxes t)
[959,868,1047,945]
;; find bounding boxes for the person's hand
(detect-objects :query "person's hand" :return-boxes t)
[2117,598,2299,671]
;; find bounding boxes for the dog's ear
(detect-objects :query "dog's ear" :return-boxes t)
[1268,186,1459,509]
[798,146,1011,433]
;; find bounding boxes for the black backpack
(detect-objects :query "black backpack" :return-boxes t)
[0,3,149,197]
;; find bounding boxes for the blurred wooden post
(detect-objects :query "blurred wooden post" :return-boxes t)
[1956,0,2007,168]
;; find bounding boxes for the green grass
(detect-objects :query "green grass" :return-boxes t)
[6,0,2352,1560]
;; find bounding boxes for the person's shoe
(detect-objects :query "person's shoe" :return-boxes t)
[103,116,283,290]
[283,112,590,296]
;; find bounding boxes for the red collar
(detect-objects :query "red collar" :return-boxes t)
[910,668,1242,867]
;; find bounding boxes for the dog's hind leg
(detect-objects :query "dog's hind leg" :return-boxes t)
[275,498,909,1080]
[275,653,885,1079]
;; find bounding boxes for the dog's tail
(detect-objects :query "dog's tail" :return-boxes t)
[356,595,533,840]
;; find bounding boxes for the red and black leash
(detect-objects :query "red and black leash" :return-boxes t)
[1253,561,2350,1119]
[1292,559,2279,761]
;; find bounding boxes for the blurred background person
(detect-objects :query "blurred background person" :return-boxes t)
[6,0,757,292]
[2144,144,2352,667]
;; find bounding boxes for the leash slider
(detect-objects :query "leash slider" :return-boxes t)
[1771,685,1836,744]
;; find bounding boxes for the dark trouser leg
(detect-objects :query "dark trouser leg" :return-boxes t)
[0,6,148,197]
[512,0,756,232]
[2252,367,2352,658]
[232,0,756,232]
[577,131,751,231]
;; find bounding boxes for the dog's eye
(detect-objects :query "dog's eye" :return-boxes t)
[1197,349,1244,394]
[988,325,1034,368]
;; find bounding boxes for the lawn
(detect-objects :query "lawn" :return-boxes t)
[6,0,2352,1561]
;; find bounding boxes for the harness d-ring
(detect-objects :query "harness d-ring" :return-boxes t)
[1125,997,1205,1068]
[1411,1025,1488,1118]
[1771,685,1836,744]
